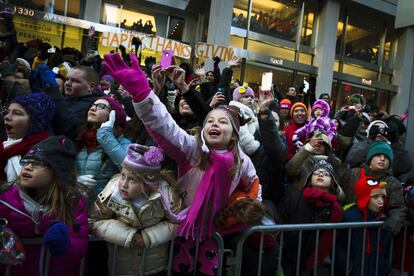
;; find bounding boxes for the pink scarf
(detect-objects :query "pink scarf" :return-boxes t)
[178,149,235,240]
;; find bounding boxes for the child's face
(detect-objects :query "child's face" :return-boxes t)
[311,168,332,192]
[203,109,234,150]
[118,167,144,200]
[87,99,111,126]
[367,194,384,213]
[314,108,323,117]
[19,159,54,192]
[369,154,390,171]
[239,95,254,109]
[4,103,30,139]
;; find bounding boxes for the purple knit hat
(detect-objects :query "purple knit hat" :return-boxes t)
[311,99,330,117]
[101,74,113,83]
[12,93,55,135]
[123,143,164,178]
[100,96,127,128]
[232,86,254,101]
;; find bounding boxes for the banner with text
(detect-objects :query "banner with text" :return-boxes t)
[99,31,192,59]
[195,42,249,62]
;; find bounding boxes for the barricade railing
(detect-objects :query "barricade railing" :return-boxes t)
[4,223,412,276]
[233,222,411,276]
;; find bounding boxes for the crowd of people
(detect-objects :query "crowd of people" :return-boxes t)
[1,9,414,276]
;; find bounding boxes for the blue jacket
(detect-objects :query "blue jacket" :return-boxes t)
[76,126,131,201]
[335,205,392,276]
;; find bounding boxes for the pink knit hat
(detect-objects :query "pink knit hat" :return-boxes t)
[101,96,127,128]
[123,144,164,174]
[232,86,255,101]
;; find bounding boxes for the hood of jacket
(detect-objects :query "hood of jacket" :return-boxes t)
[312,99,330,118]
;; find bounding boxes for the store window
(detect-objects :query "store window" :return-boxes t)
[301,2,318,46]
[232,0,249,29]
[247,39,296,61]
[344,15,383,64]
[336,18,345,55]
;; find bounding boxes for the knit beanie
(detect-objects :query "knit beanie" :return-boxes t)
[100,96,127,128]
[290,102,308,118]
[279,99,292,109]
[122,144,164,187]
[305,159,342,196]
[367,141,393,165]
[23,135,77,188]
[232,86,255,101]
[101,74,113,83]
[12,93,55,136]
[311,99,330,117]
[348,94,363,106]
[354,173,387,219]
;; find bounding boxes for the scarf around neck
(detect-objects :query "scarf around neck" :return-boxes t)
[178,148,235,240]
[82,128,99,154]
[302,187,342,271]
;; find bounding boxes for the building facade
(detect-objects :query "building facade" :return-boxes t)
[5,0,414,115]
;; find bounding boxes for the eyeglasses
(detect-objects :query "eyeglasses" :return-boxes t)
[91,103,111,111]
[19,159,47,169]
[312,170,331,177]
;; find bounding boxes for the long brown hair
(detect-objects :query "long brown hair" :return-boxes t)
[17,170,81,228]
[193,127,242,179]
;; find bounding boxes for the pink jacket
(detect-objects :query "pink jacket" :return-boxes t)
[133,92,259,207]
[0,185,88,276]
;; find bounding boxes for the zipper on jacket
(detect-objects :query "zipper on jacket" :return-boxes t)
[0,199,41,234]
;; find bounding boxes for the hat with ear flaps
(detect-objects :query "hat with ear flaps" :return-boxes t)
[200,105,246,153]
[304,159,344,198]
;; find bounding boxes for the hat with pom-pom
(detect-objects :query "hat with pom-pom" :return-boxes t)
[232,85,254,101]
[122,144,164,186]
[100,96,127,128]
[12,92,55,136]
[123,143,164,175]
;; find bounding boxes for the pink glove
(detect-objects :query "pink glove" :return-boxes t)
[103,52,151,102]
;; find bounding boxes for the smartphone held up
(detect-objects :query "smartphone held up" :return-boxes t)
[261,72,273,91]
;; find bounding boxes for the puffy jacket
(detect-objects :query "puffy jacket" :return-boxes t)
[76,126,130,200]
[0,184,88,276]
[89,175,182,275]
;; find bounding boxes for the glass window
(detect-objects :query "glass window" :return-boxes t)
[232,0,249,29]
[167,17,184,40]
[12,0,80,17]
[336,18,345,55]
[342,63,377,80]
[229,35,245,48]
[101,2,157,34]
[301,2,318,46]
[247,39,296,61]
[344,15,383,64]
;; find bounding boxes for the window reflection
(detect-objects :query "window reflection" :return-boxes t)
[13,0,80,17]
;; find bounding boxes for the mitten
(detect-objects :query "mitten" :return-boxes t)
[77,174,97,190]
[100,110,116,129]
[292,134,303,148]
[103,53,150,102]
[43,222,70,256]
[30,64,57,92]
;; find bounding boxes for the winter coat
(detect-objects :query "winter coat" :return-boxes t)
[76,126,131,200]
[346,139,412,178]
[335,205,392,276]
[132,91,259,207]
[89,175,182,275]
[285,119,307,160]
[294,100,336,141]
[339,165,406,235]
[275,189,338,275]
[0,184,88,276]
[285,143,342,192]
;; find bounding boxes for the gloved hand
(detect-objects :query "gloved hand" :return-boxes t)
[30,63,57,92]
[103,52,150,103]
[77,175,97,190]
[100,110,116,129]
[43,221,70,256]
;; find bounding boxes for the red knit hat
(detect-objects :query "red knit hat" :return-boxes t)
[354,168,387,220]
[290,102,308,118]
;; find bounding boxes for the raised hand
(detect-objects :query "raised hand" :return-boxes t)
[227,57,241,68]
[258,87,274,113]
[151,63,166,95]
[103,52,150,102]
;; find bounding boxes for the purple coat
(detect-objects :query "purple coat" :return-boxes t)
[0,185,88,276]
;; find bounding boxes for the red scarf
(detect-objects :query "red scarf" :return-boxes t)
[302,187,343,271]
[0,131,49,181]
[82,128,99,153]
[178,149,235,240]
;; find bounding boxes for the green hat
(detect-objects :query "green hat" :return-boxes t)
[367,142,393,165]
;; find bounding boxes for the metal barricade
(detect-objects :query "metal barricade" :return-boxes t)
[233,222,411,276]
